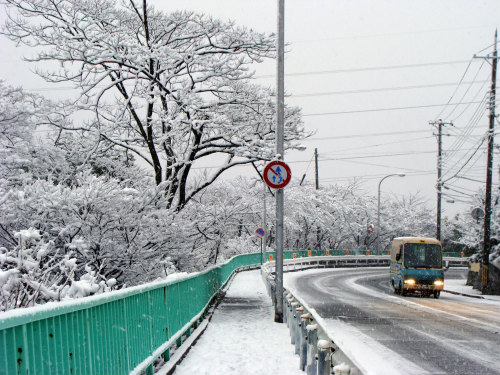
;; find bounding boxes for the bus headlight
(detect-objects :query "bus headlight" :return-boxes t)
[404,279,416,285]
[434,280,444,286]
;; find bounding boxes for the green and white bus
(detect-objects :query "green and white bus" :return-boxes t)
[389,237,445,298]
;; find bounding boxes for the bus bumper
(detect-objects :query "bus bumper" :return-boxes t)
[404,282,443,291]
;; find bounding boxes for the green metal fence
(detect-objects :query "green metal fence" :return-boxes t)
[0,253,262,375]
[0,250,464,375]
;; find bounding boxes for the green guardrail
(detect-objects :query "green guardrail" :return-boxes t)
[0,249,464,375]
[0,253,262,375]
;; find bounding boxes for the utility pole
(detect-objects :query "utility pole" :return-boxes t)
[274,0,285,322]
[314,148,320,248]
[429,119,453,241]
[475,30,498,294]
[314,148,319,190]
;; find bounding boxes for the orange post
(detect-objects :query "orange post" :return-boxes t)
[366,250,370,256]
[345,250,349,255]
[388,250,391,255]
[269,254,273,261]
[308,250,312,256]
[293,253,297,259]
[326,250,330,255]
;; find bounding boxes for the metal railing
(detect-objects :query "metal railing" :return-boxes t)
[0,250,465,375]
[0,253,262,375]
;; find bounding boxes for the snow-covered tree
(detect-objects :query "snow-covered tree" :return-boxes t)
[3,0,307,211]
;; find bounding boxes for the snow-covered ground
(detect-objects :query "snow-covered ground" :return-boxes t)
[445,278,500,301]
[172,267,499,375]
[173,270,303,375]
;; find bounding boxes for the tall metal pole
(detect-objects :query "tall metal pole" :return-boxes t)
[377,173,405,254]
[263,180,267,263]
[482,30,497,294]
[274,0,285,323]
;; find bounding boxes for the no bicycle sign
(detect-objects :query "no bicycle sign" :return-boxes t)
[263,160,291,189]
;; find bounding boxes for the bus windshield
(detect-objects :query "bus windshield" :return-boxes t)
[404,243,442,269]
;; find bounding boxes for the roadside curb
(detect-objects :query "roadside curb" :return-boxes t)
[443,289,484,299]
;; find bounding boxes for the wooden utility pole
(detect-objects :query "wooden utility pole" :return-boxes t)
[429,120,453,241]
[477,30,498,294]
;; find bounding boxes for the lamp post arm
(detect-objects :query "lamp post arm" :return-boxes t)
[376,173,405,254]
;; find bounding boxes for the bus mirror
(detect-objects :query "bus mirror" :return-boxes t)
[395,253,401,261]
[443,260,449,271]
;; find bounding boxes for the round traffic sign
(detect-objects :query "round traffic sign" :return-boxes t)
[263,161,292,189]
[256,228,265,238]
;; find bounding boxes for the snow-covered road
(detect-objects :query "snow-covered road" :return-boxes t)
[285,267,500,375]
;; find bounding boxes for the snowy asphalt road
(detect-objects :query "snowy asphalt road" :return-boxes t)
[286,267,500,375]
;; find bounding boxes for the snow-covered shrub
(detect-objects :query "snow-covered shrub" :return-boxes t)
[0,229,117,311]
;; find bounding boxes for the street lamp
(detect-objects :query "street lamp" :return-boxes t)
[377,173,405,254]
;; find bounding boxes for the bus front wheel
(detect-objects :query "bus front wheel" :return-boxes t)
[401,286,407,296]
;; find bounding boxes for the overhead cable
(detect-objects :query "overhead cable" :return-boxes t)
[302,100,487,117]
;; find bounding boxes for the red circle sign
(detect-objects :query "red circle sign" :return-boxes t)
[263,161,292,189]
[256,228,265,238]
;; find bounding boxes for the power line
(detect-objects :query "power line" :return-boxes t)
[320,136,434,154]
[443,133,488,183]
[289,81,488,98]
[305,121,492,141]
[304,128,431,141]
[327,157,432,174]
[444,60,488,121]
[318,150,436,162]
[442,95,489,163]
[432,57,477,121]
[256,60,472,79]
[320,170,435,183]
[302,100,488,117]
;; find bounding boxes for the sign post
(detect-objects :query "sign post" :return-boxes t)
[275,0,285,323]
[263,161,291,324]
[256,228,265,264]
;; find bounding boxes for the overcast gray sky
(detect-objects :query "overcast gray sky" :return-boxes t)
[1,0,499,219]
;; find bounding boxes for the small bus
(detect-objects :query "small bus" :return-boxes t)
[389,237,445,298]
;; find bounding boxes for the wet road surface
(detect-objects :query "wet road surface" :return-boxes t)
[286,267,500,375]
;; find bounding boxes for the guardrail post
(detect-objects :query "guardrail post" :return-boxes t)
[265,274,273,297]
[269,276,277,306]
[162,348,170,362]
[285,293,294,328]
[146,363,154,375]
[283,293,288,324]
[306,323,318,375]
[295,306,304,355]
[317,339,331,375]
[299,312,311,370]
[290,302,299,344]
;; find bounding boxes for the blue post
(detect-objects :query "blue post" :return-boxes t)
[290,302,299,344]
[295,307,304,355]
[317,339,331,375]
[306,324,318,375]
[299,313,310,371]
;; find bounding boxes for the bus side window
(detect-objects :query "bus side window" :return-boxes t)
[395,245,402,261]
